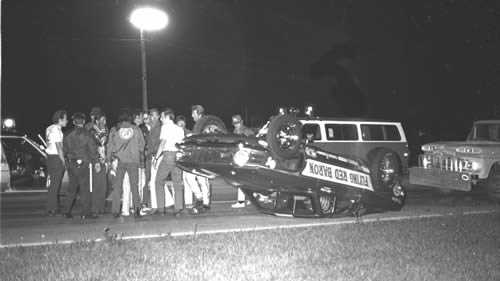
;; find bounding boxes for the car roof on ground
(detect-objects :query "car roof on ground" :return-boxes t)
[299,117,400,123]
[474,120,500,124]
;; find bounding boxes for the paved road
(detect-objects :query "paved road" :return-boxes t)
[1,178,499,247]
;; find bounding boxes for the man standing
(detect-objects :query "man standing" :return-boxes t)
[143,108,161,210]
[188,105,211,211]
[45,110,68,216]
[154,108,184,215]
[63,113,100,219]
[107,111,145,218]
[231,114,254,208]
[85,107,102,131]
[88,112,109,214]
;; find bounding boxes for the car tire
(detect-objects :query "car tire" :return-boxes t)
[194,115,228,134]
[486,163,500,203]
[317,191,336,217]
[266,114,303,159]
[369,149,401,191]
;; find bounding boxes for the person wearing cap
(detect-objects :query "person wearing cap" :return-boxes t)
[63,112,100,219]
[45,110,68,216]
[231,114,254,208]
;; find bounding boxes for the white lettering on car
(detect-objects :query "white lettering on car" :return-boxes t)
[303,159,374,191]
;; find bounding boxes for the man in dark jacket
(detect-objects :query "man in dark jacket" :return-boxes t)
[63,113,100,219]
[107,111,146,217]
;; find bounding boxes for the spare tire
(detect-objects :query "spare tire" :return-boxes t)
[192,115,228,135]
[266,114,302,159]
[369,149,401,191]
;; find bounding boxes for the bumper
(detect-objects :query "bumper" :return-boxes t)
[409,167,472,191]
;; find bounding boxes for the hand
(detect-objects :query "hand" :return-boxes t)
[94,163,101,173]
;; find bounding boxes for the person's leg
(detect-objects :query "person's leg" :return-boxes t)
[92,168,107,213]
[183,172,193,207]
[121,172,130,215]
[185,173,203,203]
[127,163,140,210]
[63,163,78,215]
[197,176,211,206]
[154,158,168,210]
[171,166,184,212]
[78,164,91,216]
[143,158,151,205]
[46,155,64,212]
[111,163,126,215]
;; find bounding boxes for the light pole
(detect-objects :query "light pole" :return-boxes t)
[129,7,169,111]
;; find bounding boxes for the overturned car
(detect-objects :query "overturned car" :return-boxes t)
[176,115,406,218]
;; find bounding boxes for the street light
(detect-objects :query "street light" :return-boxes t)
[129,7,169,111]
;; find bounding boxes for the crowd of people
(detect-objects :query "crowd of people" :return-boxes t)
[44,105,255,219]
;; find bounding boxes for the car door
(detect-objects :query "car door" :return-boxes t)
[1,136,48,190]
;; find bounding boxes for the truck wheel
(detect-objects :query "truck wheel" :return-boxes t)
[266,114,303,159]
[370,149,401,191]
[195,115,227,134]
[486,164,500,203]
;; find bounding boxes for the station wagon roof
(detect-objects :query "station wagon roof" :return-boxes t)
[474,120,500,124]
[299,117,400,123]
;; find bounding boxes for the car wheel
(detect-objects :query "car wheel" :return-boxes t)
[266,114,303,159]
[370,149,401,191]
[318,192,336,216]
[486,163,500,203]
[195,115,228,134]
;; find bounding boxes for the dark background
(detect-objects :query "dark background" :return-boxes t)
[2,0,500,139]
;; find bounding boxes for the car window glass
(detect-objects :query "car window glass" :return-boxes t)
[325,124,358,140]
[361,125,384,140]
[302,124,321,140]
[383,125,401,141]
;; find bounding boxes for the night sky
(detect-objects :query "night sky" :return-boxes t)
[2,0,500,139]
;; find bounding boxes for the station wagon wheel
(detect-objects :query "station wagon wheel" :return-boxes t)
[486,163,500,203]
[370,149,401,191]
[266,114,303,159]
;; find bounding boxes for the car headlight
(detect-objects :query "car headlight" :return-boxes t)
[471,161,481,171]
[233,150,250,167]
[456,147,482,154]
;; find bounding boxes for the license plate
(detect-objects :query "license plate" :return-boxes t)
[301,159,373,191]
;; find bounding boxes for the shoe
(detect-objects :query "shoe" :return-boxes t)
[113,213,121,218]
[231,202,246,208]
[202,205,211,211]
[81,214,98,220]
[174,209,185,217]
[134,207,142,218]
[47,210,57,216]
[189,207,200,215]
[64,213,73,219]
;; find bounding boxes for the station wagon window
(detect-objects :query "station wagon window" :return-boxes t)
[302,124,321,140]
[361,125,401,141]
[325,124,358,140]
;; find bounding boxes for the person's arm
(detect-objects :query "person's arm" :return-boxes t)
[155,125,167,161]
[106,128,116,162]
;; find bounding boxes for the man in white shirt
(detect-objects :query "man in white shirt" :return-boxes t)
[45,110,68,215]
[153,108,185,215]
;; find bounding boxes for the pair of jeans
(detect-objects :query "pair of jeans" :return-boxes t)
[64,161,91,216]
[46,155,65,212]
[111,162,140,214]
[91,166,107,214]
[155,152,183,211]
[142,157,152,206]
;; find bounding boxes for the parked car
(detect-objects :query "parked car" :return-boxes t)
[409,120,500,202]
[0,132,68,192]
[176,114,406,218]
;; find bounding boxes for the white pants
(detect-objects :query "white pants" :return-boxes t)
[183,172,210,206]
[149,155,174,210]
[237,188,246,202]
[121,168,146,215]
